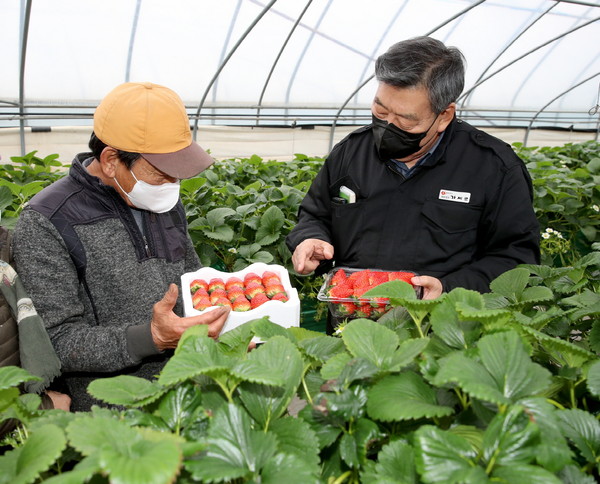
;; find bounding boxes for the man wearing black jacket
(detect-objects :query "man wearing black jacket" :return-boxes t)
[286,36,539,330]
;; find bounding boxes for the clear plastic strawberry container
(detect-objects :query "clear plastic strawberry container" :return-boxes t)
[316,267,422,320]
[181,262,300,334]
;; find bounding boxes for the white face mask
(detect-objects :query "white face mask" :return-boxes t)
[114,169,180,213]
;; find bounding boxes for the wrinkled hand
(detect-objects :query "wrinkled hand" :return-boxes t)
[292,238,334,274]
[46,390,71,411]
[151,283,230,350]
[411,275,443,300]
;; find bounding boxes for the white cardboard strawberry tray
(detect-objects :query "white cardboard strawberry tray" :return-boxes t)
[181,262,300,334]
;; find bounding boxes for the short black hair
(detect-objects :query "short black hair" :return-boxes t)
[375,36,465,114]
[88,132,142,168]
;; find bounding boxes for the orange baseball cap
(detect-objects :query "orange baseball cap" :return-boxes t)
[93,82,213,179]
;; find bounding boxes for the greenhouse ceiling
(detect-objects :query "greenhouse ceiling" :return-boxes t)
[1,0,600,156]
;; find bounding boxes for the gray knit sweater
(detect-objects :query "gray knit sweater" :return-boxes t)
[12,154,201,411]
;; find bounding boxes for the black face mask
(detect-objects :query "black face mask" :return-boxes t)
[371,114,437,160]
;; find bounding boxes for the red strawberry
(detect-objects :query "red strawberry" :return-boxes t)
[233,299,251,312]
[250,293,269,309]
[271,292,289,302]
[210,290,227,305]
[372,306,389,319]
[328,282,353,300]
[369,297,389,308]
[265,284,286,298]
[330,269,348,287]
[388,271,415,285]
[193,296,212,311]
[208,278,225,293]
[245,280,265,289]
[214,297,232,309]
[245,285,265,300]
[225,277,244,291]
[244,272,262,285]
[353,284,376,303]
[337,301,357,316]
[355,304,373,318]
[348,270,370,288]
[261,271,281,286]
[190,278,208,294]
[369,271,389,286]
[227,288,245,303]
[192,288,209,304]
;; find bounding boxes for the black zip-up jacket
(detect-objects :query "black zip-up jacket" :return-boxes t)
[286,118,540,293]
[13,154,201,411]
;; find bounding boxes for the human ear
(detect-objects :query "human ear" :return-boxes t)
[98,147,121,178]
[437,103,456,132]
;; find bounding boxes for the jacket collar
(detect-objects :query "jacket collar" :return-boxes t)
[418,115,457,168]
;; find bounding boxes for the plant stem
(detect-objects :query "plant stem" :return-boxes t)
[331,471,353,484]
[301,376,313,405]
[546,398,566,410]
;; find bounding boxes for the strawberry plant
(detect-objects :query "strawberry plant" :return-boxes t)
[2,251,600,482]
[0,151,68,228]
[515,140,600,266]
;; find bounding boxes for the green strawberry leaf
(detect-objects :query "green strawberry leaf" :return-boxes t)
[203,225,234,242]
[414,425,478,483]
[587,360,600,397]
[520,325,595,368]
[433,331,552,405]
[360,439,417,484]
[481,405,539,468]
[491,464,562,483]
[363,280,418,300]
[185,403,277,482]
[557,408,600,463]
[255,206,285,246]
[0,366,40,390]
[268,416,320,469]
[297,335,345,363]
[429,289,484,349]
[339,418,381,468]
[519,397,572,472]
[250,317,297,344]
[260,452,320,484]
[389,337,430,371]
[67,416,181,484]
[341,318,398,369]
[334,357,380,390]
[87,375,166,407]
[237,336,304,426]
[156,382,203,432]
[0,424,66,484]
[320,352,353,380]
[158,333,232,387]
[489,267,531,300]
[367,372,454,422]
[205,207,236,227]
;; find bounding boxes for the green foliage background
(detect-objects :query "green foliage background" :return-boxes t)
[1,141,600,482]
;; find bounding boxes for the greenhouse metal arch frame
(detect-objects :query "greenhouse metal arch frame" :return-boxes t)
[4,0,600,158]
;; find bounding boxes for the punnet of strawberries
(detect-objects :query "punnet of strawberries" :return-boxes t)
[190,271,289,312]
[318,268,416,320]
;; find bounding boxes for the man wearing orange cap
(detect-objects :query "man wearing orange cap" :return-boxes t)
[12,82,229,411]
